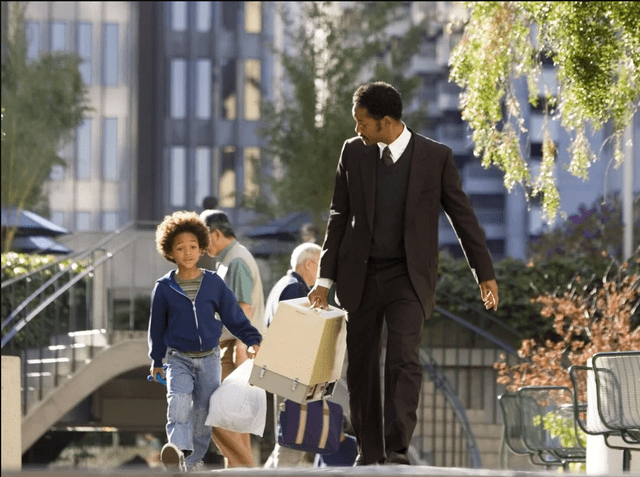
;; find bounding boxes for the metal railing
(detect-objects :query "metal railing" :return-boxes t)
[1,221,162,416]
[413,293,523,468]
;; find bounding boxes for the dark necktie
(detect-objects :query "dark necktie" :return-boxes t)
[381,146,393,166]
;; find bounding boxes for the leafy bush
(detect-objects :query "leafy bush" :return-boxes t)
[434,252,613,344]
[1,252,89,353]
[495,252,640,392]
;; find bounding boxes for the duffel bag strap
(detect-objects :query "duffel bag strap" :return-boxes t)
[318,400,331,449]
[295,403,308,445]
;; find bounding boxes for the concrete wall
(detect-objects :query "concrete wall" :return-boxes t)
[1,356,22,471]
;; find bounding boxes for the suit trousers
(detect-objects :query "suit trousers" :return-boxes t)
[346,261,424,464]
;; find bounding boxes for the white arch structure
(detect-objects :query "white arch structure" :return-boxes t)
[22,339,149,453]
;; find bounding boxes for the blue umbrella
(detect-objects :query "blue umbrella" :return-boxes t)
[10,236,72,255]
[1,208,68,237]
[245,211,312,241]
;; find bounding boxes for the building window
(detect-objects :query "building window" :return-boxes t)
[170,147,187,207]
[102,118,118,181]
[76,119,92,180]
[102,23,119,86]
[76,212,92,231]
[102,211,118,231]
[220,146,236,207]
[245,2,261,33]
[244,147,259,200]
[530,142,543,160]
[170,2,188,31]
[244,59,260,120]
[25,22,40,60]
[222,2,239,31]
[171,59,187,119]
[50,165,65,181]
[50,211,65,228]
[195,148,212,207]
[77,23,92,85]
[222,60,237,120]
[196,59,212,119]
[51,21,66,52]
[195,2,212,32]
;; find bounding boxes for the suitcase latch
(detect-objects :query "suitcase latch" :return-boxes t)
[259,366,267,378]
[291,378,299,391]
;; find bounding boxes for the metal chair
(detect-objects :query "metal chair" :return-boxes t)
[498,392,565,467]
[517,386,586,466]
[569,351,640,471]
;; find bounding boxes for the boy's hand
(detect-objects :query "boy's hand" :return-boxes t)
[151,366,165,382]
[247,345,260,359]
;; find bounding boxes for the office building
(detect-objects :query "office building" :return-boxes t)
[137,1,277,229]
[18,1,138,233]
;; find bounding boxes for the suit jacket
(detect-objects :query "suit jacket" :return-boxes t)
[319,129,495,316]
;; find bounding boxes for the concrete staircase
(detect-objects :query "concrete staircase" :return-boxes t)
[23,330,109,413]
[21,330,149,453]
[414,376,536,470]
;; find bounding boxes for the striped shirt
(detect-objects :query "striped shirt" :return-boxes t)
[175,273,203,301]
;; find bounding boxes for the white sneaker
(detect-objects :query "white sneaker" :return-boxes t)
[185,460,205,472]
[161,442,185,471]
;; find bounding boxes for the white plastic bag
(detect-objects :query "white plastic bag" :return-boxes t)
[205,359,267,436]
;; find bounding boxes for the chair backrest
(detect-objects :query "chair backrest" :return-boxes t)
[518,386,585,453]
[498,393,529,455]
[592,351,640,433]
[570,365,610,435]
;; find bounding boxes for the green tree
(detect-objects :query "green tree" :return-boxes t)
[257,2,426,227]
[449,1,639,223]
[1,2,91,251]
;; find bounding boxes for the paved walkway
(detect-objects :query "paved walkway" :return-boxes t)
[2,467,631,477]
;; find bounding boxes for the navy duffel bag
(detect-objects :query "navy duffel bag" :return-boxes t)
[278,399,343,455]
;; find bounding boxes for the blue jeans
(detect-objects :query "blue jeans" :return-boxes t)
[165,347,221,465]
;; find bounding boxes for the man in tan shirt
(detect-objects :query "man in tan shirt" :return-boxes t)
[200,209,265,468]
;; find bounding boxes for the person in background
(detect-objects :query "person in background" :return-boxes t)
[197,196,219,271]
[308,82,499,466]
[300,222,320,244]
[148,211,261,472]
[199,209,265,468]
[263,242,321,467]
[202,195,219,211]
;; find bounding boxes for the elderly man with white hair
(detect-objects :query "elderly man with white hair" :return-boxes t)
[263,242,321,467]
[264,242,321,328]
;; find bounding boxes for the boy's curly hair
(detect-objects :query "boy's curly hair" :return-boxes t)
[155,211,210,263]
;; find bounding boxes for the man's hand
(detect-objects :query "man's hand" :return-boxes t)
[151,366,165,382]
[480,279,499,311]
[308,285,330,309]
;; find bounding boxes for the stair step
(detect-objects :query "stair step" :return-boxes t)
[49,329,108,347]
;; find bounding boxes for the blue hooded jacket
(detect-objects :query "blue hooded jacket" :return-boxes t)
[148,269,262,368]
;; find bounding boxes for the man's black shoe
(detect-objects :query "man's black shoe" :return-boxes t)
[384,451,411,465]
[354,454,385,466]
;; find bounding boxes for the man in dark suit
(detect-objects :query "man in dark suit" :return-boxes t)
[308,82,499,466]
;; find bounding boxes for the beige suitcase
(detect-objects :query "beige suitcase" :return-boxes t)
[249,297,347,403]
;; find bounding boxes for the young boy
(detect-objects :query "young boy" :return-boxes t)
[148,211,262,471]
